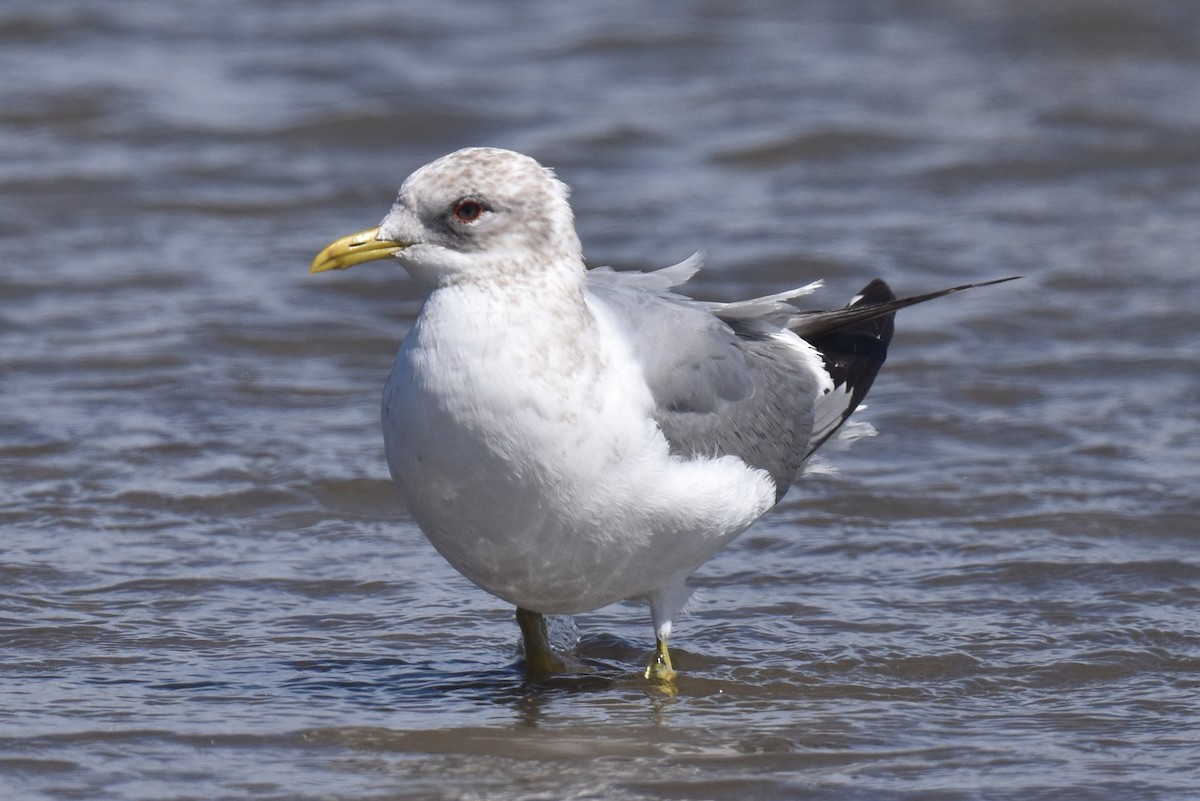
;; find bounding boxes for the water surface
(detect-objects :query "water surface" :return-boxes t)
[2,2,1198,799]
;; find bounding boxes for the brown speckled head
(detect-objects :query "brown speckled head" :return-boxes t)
[377,147,583,289]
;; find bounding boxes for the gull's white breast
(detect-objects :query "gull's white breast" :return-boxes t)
[381,280,776,614]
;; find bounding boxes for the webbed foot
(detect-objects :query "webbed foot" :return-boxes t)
[644,636,677,684]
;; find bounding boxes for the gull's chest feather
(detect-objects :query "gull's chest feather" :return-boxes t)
[381,283,654,493]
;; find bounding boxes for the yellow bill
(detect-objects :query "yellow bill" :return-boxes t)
[310,227,406,273]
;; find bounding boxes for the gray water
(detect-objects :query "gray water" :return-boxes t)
[2,2,1198,799]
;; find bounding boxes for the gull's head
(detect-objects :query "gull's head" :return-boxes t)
[310,147,582,289]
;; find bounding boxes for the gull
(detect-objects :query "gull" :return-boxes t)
[310,147,1015,682]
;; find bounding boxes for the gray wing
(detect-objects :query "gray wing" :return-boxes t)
[585,263,826,501]
[586,260,755,413]
[650,325,826,501]
[586,264,1019,503]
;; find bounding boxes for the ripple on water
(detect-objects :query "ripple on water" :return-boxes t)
[3,1,1200,799]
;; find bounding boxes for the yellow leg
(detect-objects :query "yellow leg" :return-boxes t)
[516,607,571,676]
[644,636,677,683]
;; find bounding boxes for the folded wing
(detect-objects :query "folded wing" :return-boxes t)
[586,262,1017,502]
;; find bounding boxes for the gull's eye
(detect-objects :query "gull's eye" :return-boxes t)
[451,198,486,223]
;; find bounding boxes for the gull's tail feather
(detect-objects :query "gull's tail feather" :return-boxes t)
[800,275,1019,456]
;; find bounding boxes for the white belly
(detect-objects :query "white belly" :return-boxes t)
[381,284,775,614]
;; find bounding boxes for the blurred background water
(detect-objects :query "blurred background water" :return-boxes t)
[2,1,1198,799]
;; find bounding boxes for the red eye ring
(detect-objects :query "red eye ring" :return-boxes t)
[452,198,485,223]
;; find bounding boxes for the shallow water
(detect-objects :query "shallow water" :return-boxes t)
[2,1,1199,799]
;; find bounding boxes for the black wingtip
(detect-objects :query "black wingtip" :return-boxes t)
[800,275,1018,456]
[853,277,897,306]
[790,275,1020,339]
[803,279,898,454]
